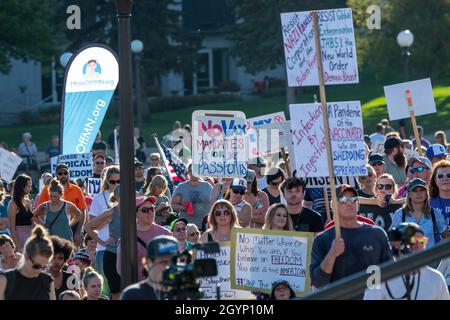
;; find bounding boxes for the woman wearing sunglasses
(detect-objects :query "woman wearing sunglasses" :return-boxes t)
[429,160,450,232]
[391,178,449,247]
[199,200,238,243]
[84,184,121,300]
[117,196,171,282]
[170,218,193,253]
[186,223,201,244]
[0,226,55,300]
[224,178,252,228]
[358,174,403,231]
[32,179,83,242]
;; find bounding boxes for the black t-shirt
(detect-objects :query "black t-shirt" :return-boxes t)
[262,187,281,205]
[358,203,402,231]
[121,281,166,300]
[135,180,146,192]
[3,269,53,300]
[55,271,79,299]
[357,189,375,199]
[289,207,324,232]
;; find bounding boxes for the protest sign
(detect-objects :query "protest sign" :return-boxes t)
[290,101,367,178]
[281,8,358,87]
[384,78,436,121]
[258,121,292,149]
[230,228,313,296]
[196,242,255,300]
[51,153,93,179]
[192,110,248,178]
[0,148,22,182]
[247,112,286,157]
[87,178,101,195]
[305,176,358,189]
[370,141,419,160]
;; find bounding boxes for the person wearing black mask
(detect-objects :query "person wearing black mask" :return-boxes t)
[262,167,286,206]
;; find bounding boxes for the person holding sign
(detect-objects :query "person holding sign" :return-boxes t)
[262,203,293,231]
[310,185,392,299]
[280,177,324,233]
[224,179,252,228]
[32,180,84,244]
[199,200,238,243]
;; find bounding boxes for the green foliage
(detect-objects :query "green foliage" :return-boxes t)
[218,80,241,92]
[224,0,346,74]
[0,0,61,73]
[348,0,450,80]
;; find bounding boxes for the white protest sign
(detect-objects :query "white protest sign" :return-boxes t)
[230,228,313,296]
[281,8,358,87]
[0,148,23,182]
[197,242,255,300]
[246,112,286,157]
[258,121,292,149]
[290,101,367,177]
[305,176,358,189]
[51,153,93,179]
[87,178,101,195]
[192,110,248,178]
[384,78,436,121]
[370,141,419,160]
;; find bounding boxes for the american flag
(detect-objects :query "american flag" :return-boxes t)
[155,138,187,183]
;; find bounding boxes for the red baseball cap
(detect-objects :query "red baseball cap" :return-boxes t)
[135,196,157,208]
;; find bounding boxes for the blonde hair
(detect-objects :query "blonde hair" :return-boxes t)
[146,175,167,196]
[82,267,104,289]
[263,203,293,231]
[207,200,238,231]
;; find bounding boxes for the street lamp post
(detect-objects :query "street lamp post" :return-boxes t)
[114,0,137,289]
[131,39,144,130]
[396,30,414,139]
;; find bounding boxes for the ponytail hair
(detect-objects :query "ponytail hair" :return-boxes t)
[24,226,53,261]
[49,179,63,194]
[82,266,103,288]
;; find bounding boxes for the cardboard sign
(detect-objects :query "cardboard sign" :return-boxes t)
[0,148,22,182]
[290,101,367,178]
[304,175,358,189]
[87,178,101,195]
[281,8,359,87]
[246,112,286,157]
[192,110,248,178]
[384,78,436,121]
[370,141,419,160]
[230,228,313,296]
[51,153,93,179]
[197,242,255,300]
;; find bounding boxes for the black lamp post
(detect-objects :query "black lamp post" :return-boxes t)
[114,0,138,289]
[131,39,144,130]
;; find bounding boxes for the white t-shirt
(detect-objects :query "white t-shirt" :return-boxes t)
[364,266,450,300]
[257,176,267,190]
[88,190,111,251]
[438,258,450,288]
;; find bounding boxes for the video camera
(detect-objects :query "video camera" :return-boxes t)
[387,222,423,257]
[161,242,219,300]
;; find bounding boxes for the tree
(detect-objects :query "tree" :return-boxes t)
[0,0,60,73]
[224,0,346,74]
[348,0,450,80]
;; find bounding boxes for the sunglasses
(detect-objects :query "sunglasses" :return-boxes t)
[372,162,384,166]
[95,162,105,165]
[409,167,428,174]
[337,196,358,203]
[29,255,45,270]
[410,236,428,245]
[174,227,186,232]
[231,188,246,195]
[150,158,159,161]
[437,173,450,180]
[109,179,120,184]
[189,231,200,237]
[140,206,154,213]
[214,210,231,216]
[376,184,393,190]
[57,171,68,176]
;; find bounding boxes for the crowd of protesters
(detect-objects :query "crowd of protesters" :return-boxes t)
[0,119,449,300]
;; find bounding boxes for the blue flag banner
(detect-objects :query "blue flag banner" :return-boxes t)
[61,44,119,154]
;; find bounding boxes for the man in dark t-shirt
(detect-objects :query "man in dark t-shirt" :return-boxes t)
[280,177,324,233]
[121,235,179,300]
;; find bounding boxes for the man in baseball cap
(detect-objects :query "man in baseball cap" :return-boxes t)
[121,235,178,300]
[426,144,448,165]
[408,156,433,184]
[383,136,407,185]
